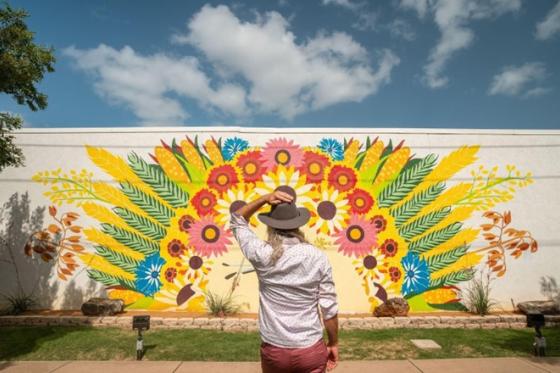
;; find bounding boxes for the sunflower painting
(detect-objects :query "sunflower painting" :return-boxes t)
[32,135,538,312]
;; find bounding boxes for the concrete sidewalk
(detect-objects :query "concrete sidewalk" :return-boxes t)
[0,358,558,373]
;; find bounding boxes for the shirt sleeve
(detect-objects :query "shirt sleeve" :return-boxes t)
[318,255,338,320]
[229,212,272,267]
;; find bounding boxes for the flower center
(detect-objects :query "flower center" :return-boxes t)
[168,240,184,257]
[309,162,321,175]
[373,219,384,230]
[275,150,291,165]
[202,225,220,243]
[363,255,377,269]
[347,225,364,243]
[179,215,193,231]
[189,256,203,270]
[389,267,401,281]
[384,242,397,256]
[217,174,229,186]
[151,270,159,279]
[355,197,364,207]
[165,268,177,282]
[317,200,337,220]
[244,162,257,175]
[407,269,416,278]
[338,174,348,185]
[201,197,211,207]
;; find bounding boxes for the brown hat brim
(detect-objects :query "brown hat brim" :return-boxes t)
[257,207,310,230]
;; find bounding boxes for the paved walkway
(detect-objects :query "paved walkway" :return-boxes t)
[0,358,559,373]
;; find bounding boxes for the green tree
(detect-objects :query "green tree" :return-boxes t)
[0,2,55,172]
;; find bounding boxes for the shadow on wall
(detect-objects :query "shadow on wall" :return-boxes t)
[0,192,102,311]
[541,276,560,307]
[59,277,101,310]
[0,192,56,310]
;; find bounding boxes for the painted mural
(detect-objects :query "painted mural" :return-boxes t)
[28,135,538,312]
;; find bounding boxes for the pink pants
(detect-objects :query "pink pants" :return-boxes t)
[260,338,328,373]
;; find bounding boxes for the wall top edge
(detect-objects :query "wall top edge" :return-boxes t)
[15,126,560,136]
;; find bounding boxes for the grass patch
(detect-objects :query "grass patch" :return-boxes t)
[339,328,560,360]
[0,326,558,361]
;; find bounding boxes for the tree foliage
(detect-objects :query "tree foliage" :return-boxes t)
[0,112,24,171]
[0,3,55,171]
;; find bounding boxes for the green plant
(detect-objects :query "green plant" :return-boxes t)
[1,291,36,315]
[462,271,498,315]
[205,291,243,317]
[1,3,56,172]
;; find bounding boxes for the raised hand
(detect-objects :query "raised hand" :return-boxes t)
[265,191,294,205]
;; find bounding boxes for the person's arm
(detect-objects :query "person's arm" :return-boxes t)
[229,190,293,265]
[324,315,338,346]
[324,315,339,371]
[319,256,339,370]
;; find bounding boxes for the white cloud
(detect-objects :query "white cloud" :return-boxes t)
[388,18,416,41]
[488,62,551,98]
[65,5,397,123]
[175,5,399,119]
[64,44,248,124]
[401,0,521,89]
[353,11,378,31]
[524,86,552,98]
[321,0,377,31]
[400,0,430,18]
[322,0,360,11]
[536,1,560,40]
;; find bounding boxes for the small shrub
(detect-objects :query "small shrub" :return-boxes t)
[462,271,498,316]
[1,292,36,315]
[205,291,242,317]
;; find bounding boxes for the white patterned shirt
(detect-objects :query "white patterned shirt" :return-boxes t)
[230,213,338,348]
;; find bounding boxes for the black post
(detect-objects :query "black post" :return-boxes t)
[132,315,150,361]
[136,328,144,360]
[534,326,546,357]
[527,312,546,357]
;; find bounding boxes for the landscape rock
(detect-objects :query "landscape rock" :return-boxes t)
[517,300,559,315]
[374,297,410,317]
[81,298,125,316]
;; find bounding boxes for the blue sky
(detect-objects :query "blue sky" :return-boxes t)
[2,0,560,129]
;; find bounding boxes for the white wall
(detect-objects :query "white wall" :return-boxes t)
[1,127,558,313]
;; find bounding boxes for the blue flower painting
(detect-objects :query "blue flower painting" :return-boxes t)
[318,138,344,161]
[135,254,166,297]
[222,137,249,161]
[401,252,430,297]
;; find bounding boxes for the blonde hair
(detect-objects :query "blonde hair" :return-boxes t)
[267,226,308,265]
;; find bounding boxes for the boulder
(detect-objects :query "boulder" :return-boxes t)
[517,300,559,315]
[81,298,125,316]
[374,297,410,317]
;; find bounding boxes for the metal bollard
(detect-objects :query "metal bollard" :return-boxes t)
[132,315,151,360]
[526,312,546,357]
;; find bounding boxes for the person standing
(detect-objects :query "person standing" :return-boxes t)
[230,187,339,372]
